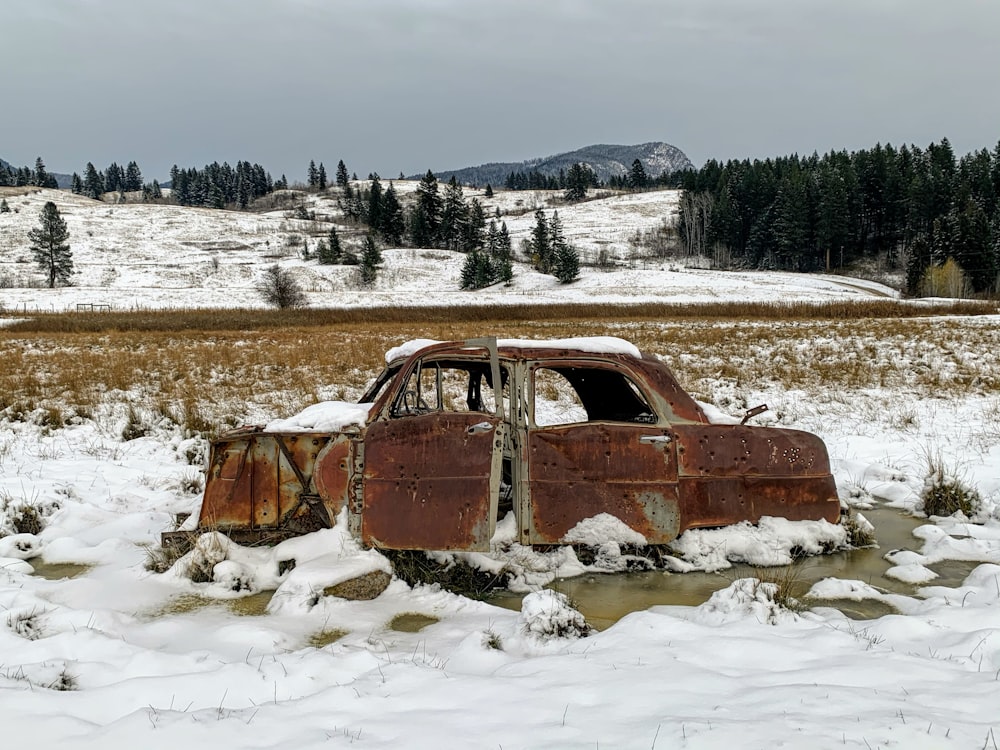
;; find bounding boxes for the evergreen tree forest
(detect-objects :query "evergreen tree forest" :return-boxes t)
[0,157,59,189]
[168,161,276,208]
[677,139,1000,295]
[461,219,514,289]
[526,209,579,283]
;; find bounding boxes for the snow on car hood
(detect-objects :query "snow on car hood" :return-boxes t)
[264,401,373,432]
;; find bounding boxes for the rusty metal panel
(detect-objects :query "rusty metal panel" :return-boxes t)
[672,424,839,530]
[199,437,252,528]
[362,412,499,551]
[678,475,841,530]
[199,431,336,533]
[673,425,833,478]
[251,436,280,527]
[313,435,352,519]
[629,356,709,424]
[527,424,680,544]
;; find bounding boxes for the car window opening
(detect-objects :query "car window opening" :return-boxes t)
[533,366,656,427]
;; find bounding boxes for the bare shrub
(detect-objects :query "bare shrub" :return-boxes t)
[256,264,307,309]
[920,258,972,299]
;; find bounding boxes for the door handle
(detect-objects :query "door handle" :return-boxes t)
[639,434,672,445]
[468,421,494,435]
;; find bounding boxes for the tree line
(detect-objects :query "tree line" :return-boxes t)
[677,138,1000,295]
[504,159,683,196]
[0,157,60,189]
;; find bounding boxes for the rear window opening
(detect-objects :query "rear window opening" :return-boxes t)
[532,366,656,427]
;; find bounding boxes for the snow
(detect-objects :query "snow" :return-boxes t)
[384,336,643,364]
[3,358,1000,750]
[3,185,1000,748]
[497,336,643,357]
[264,401,372,432]
[0,186,900,312]
[561,512,647,546]
[384,338,442,363]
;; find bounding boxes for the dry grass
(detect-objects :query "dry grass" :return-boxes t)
[1,299,995,334]
[1,302,999,434]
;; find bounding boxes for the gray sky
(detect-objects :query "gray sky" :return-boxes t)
[3,0,998,182]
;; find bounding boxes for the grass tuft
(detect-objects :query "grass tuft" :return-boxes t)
[385,550,509,598]
[921,452,982,518]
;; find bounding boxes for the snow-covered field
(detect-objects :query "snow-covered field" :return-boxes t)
[2,186,1000,749]
[0,185,895,311]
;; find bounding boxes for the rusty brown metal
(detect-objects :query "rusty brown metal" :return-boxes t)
[172,337,842,554]
[361,412,500,551]
[527,424,680,544]
[672,424,840,529]
[193,430,340,535]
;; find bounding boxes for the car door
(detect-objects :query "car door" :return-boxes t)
[524,362,681,545]
[361,348,505,551]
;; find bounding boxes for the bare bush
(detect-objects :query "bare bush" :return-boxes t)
[256,264,307,309]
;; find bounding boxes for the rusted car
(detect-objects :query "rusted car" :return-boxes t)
[163,337,841,551]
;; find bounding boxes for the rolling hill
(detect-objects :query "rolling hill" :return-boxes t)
[0,183,894,313]
[419,142,694,186]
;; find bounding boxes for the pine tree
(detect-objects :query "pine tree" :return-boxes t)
[29,201,73,288]
[71,173,83,194]
[0,198,9,213]
[460,251,484,289]
[320,226,344,264]
[380,182,405,246]
[553,240,580,283]
[34,157,53,188]
[629,159,648,190]
[84,162,104,199]
[412,170,442,246]
[531,209,552,272]
[318,162,327,190]
[336,160,349,188]
[307,160,318,188]
[367,174,383,232]
[496,222,513,284]
[125,161,143,192]
[360,234,382,286]
[463,198,486,251]
[440,176,467,250]
[564,163,590,202]
[484,184,494,198]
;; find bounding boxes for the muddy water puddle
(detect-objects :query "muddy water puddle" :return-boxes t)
[491,507,951,630]
[153,591,275,617]
[30,561,92,580]
[389,613,439,632]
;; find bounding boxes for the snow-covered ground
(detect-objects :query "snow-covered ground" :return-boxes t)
[0,185,897,311]
[3,187,1000,749]
[2,336,999,748]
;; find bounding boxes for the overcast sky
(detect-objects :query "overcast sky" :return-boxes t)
[3,0,998,182]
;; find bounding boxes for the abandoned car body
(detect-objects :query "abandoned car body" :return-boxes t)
[164,337,841,552]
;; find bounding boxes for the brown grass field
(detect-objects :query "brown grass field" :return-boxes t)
[2,300,999,435]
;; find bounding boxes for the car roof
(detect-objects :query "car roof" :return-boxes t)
[384,337,644,365]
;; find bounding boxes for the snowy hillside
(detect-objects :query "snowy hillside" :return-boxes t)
[0,185,896,312]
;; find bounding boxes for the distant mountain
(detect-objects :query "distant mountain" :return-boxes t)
[421,142,695,186]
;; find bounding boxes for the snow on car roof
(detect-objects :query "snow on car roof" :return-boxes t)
[384,336,642,363]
